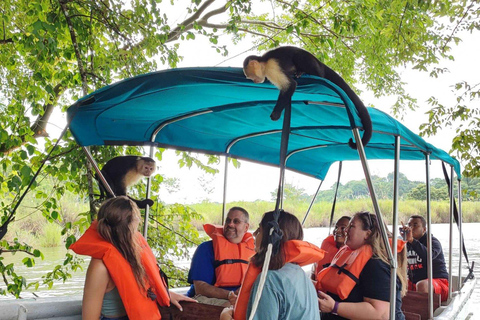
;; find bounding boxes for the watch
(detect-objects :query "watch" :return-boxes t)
[332,301,340,315]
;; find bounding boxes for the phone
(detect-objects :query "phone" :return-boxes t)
[399,227,407,241]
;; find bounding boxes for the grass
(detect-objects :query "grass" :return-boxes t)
[189,199,480,229]
[5,199,479,246]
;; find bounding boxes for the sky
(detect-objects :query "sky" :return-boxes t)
[151,31,479,204]
[48,25,479,205]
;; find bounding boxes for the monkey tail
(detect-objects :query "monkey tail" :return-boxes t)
[322,67,373,149]
[347,106,373,149]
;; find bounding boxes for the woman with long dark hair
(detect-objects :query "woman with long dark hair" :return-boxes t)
[221,210,323,320]
[71,196,194,320]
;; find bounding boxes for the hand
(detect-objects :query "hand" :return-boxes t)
[220,306,234,320]
[317,291,336,313]
[400,221,413,243]
[228,291,238,306]
[169,291,197,312]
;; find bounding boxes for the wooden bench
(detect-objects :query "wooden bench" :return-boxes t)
[160,301,224,320]
[401,291,441,320]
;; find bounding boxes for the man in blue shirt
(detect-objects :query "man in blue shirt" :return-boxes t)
[187,207,254,307]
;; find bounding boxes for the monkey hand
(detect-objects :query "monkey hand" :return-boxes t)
[131,198,154,209]
[270,101,288,121]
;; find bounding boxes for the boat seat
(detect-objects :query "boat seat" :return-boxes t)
[401,290,441,320]
[160,301,224,319]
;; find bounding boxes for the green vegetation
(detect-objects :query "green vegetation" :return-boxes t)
[2,0,479,298]
[191,199,480,230]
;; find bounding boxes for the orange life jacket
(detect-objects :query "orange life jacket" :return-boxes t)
[70,221,170,320]
[315,234,340,274]
[204,224,255,287]
[389,237,407,253]
[316,244,373,300]
[234,240,325,320]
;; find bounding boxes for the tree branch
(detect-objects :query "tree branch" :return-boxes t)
[0,84,64,155]
[30,84,64,139]
[0,248,36,256]
[441,1,476,53]
[274,0,357,53]
[167,0,218,42]
[59,0,88,96]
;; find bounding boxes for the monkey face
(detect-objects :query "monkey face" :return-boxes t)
[139,161,156,177]
[244,61,265,84]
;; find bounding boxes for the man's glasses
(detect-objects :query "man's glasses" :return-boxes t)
[225,217,245,225]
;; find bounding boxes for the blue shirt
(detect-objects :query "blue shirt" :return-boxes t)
[247,263,320,320]
[186,241,239,297]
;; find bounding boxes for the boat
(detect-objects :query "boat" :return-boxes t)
[1,67,475,319]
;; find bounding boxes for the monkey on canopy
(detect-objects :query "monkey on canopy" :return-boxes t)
[243,46,373,149]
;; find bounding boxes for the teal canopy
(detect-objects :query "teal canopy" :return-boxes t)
[67,67,461,180]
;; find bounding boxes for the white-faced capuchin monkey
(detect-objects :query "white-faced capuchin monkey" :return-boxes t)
[243,46,372,149]
[97,155,156,209]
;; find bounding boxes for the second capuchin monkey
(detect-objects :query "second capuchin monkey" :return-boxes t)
[97,155,156,209]
[243,46,372,149]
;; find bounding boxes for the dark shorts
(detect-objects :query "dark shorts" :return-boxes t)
[100,315,128,320]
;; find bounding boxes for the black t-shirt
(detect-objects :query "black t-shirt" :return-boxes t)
[321,257,405,320]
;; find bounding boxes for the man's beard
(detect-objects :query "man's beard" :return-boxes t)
[224,227,237,239]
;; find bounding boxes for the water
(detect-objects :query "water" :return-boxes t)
[2,223,480,318]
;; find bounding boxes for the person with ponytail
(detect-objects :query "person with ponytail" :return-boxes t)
[220,210,322,320]
[71,196,195,320]
[316,211,405,320]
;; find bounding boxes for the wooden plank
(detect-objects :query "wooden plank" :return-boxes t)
[160,301,225,320]
[401,291,441,320]
[403,311,421,320]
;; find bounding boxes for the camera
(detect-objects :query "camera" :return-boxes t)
[399,227,409,241]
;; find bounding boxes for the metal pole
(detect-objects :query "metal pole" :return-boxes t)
[82,147,116,197]
[458,180,463,291]
[448,165,454,299]
[143,146,155,238]
[425,154,434,319]
[302,180,323,226]
[389,136,400,320]
[222,155,229,224]
[352,128,394,264]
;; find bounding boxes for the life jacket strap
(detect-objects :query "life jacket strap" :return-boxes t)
[214,259,249,268]
[333,263,360,285]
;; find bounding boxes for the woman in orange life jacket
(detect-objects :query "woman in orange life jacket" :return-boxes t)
[75,196,195,320]
[220,210,322,320]
[316,211,406,320]
[311,216,351,281]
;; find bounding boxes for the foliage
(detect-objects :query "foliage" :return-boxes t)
[1,0,480,297]
[189,198,480,229]
[270,182,310,202]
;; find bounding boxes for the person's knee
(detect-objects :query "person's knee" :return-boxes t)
[416,280,428,292]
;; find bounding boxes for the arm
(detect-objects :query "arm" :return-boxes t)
[318,291,389,320]
[193,280,231,300]
[169,291,197,312]
[431,236,444,260]
[82,258,109,320]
